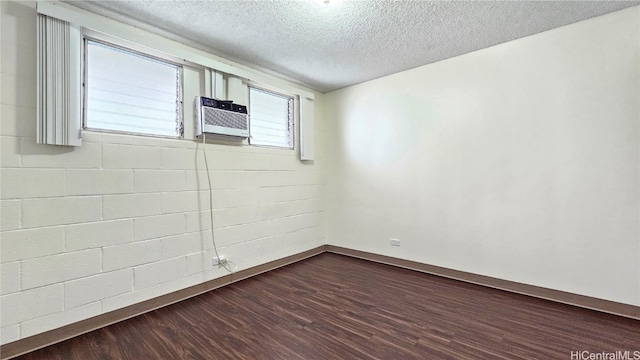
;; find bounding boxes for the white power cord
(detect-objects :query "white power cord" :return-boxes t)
[202,133,237,274]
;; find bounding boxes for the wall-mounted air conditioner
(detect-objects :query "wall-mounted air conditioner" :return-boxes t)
[195,96,249,138]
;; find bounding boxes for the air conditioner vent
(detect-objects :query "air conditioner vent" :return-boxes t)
[202,107,247,130]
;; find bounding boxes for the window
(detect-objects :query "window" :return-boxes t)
[84,40,182,137]
[249,87,294,148]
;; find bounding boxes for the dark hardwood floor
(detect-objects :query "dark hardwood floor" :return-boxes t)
[16,253,639,359]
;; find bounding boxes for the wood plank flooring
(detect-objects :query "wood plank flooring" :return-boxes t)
[15,253,639,359]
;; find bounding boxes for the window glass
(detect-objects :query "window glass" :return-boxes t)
[249,87,293,148]
[85,40,182,137]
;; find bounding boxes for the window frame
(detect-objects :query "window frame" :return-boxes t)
[247,84,296,150]
[81,31,186,139]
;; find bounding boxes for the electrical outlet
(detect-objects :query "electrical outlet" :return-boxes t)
[212,255,227,266]
[390,238,400,246]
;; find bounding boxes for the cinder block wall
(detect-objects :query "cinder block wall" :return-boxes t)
[0,1,326,343]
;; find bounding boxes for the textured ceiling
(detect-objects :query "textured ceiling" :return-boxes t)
[64,1,639,93]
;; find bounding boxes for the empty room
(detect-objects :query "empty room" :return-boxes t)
[1,0,638,359]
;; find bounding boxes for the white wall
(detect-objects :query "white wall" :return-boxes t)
[326,6,639,306]
[0,1,326,344]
